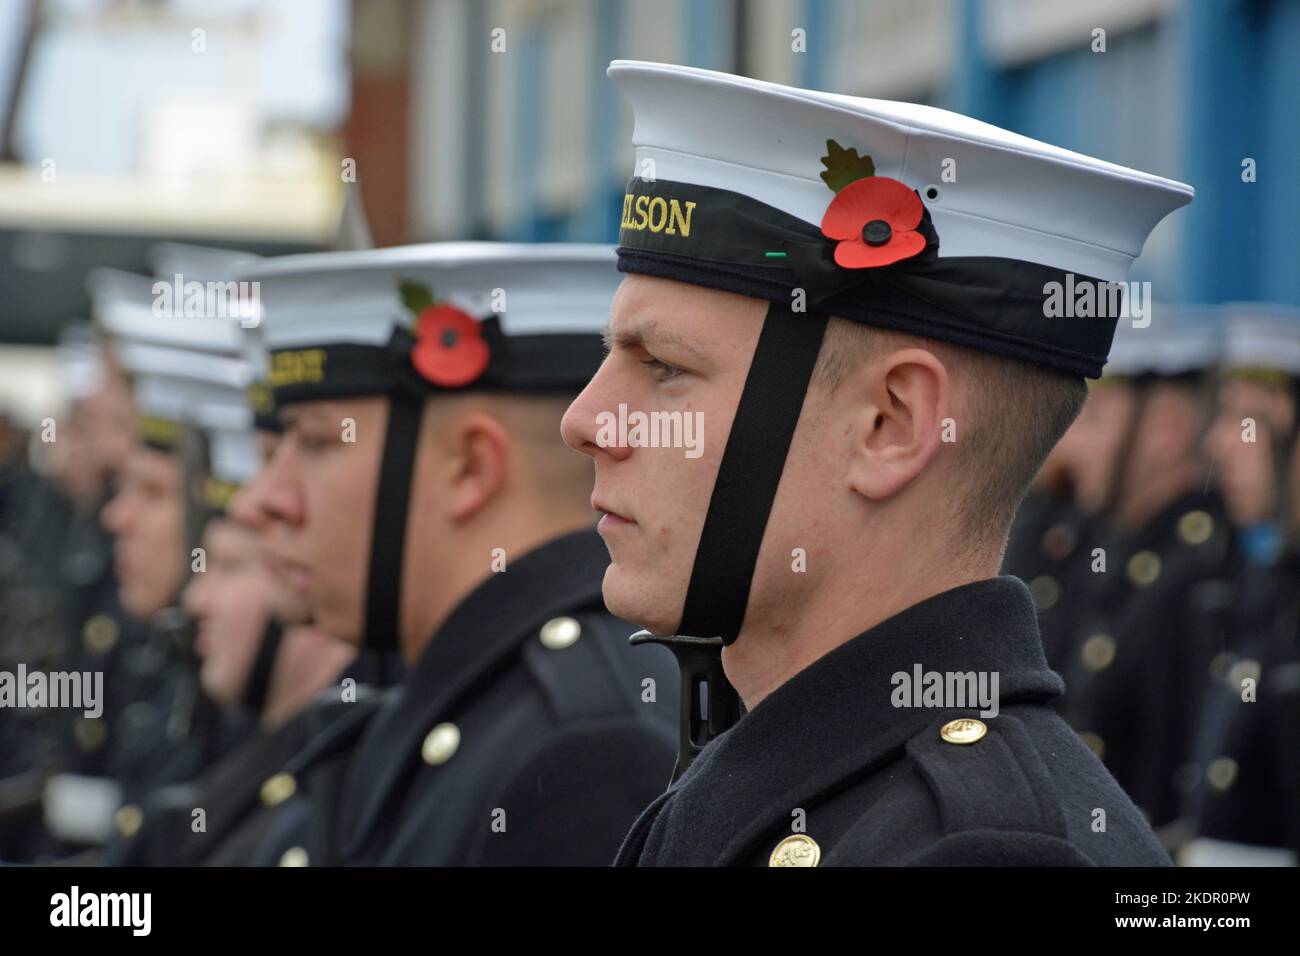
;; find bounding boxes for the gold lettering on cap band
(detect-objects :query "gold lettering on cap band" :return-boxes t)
[204,477,240,511]
[620,193,697,237]
[269,349,328,388]
[247,382,275,415]
[138,415,180,449]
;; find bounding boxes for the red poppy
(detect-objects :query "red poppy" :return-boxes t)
[820,176,926,269]
[410,304,490,387]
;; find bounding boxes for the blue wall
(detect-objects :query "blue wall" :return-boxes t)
[498,0,1299,311]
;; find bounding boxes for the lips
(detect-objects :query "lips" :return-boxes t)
[266,548,312,593]
[193,622,211,658]
[592,498,635,526]
[112,545,133,579]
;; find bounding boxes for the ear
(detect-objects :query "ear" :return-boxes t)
[436,411,512,523]
[845,347,949,501]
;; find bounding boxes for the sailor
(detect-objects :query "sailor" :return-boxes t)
[560,61,1193,866]
[242,242,678,865]
[1183,303,1300,863]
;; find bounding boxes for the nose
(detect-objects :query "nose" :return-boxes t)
[1202,414,1230,463]
[228,466,267,530]
[561,366,633,462]
[181,572,209,618]
[256,436,305,527]
[101,490,130,535]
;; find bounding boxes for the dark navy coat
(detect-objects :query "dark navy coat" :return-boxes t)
[616,577,1172,867]
[327,528,679,865]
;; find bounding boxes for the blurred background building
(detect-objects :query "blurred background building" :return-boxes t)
[1,0,1298,418]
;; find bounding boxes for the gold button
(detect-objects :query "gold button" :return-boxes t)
[421,722,460,766]
[768,834,820,867]
[1079,731,1105,760]
[1227,659,1261,688]
[259,772,297,807]
[83,614,119,653]
[940,718,987,745]
[1177,510,1214,546]
[1209,651,1236,682]
[1081,633,1117,672]
[1028,575,1060,610]
[539,616,581,650]
[114,804,143,839]
[279,847,309,867]
[74,718,107,752]
[1207,757,1238,793]
[1126,550,1161,586]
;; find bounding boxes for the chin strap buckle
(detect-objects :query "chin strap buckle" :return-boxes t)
[629,630,742,783]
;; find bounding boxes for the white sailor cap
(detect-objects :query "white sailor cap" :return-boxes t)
[91,264,259,504]
[1220,303,1300,378]
[238,241,618,406]
[147,242,261,285]
[1104,304,1223,380]
[116,339,260,509]
[87,267,247,354]
[57,323,106,403]
[608,60,1194,379]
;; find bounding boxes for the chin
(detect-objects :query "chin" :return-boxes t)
[316,602,364,647]
[602,565,677,636]
[198,672,231,707]
[121,587,161,622]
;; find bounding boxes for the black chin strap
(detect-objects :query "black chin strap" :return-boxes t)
[637,303,827,781]
[242,619,283,716]
[677,301,829,644]
[363,393,425,653]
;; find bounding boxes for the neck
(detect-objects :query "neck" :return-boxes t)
[399,502,593,664]
[722,529,998,709]
[261,625,356,730]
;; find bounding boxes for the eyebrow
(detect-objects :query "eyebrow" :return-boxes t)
[603,319,710,363]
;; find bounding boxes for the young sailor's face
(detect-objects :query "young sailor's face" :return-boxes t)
[184,518,271,707]
[228,430,314,627]
[562,275,763,635]
[257,397,387,645]
[101,445,185,619]
[1204,379,1292,525]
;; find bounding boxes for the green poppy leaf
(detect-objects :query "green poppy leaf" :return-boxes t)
[820,138,876,193]
[399,280,436,316]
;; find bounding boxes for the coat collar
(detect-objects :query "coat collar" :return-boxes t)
[646,576,1064,865]
[337,527,611,857]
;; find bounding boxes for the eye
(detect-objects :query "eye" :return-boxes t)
[640,357,683,382]
[297,431,334,453]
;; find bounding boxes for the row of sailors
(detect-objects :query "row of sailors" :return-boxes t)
[0,60,1293,867]
[1004,304,1300,864]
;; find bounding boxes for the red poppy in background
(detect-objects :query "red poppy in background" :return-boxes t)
[411,304,489,387]
[820,176,927,269]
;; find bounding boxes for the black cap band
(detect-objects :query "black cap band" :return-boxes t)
[248,381,281,433]
[618,177,1119,379]
[267,319,605,408]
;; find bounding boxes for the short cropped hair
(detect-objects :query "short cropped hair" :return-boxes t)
[810,317,1087,556]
